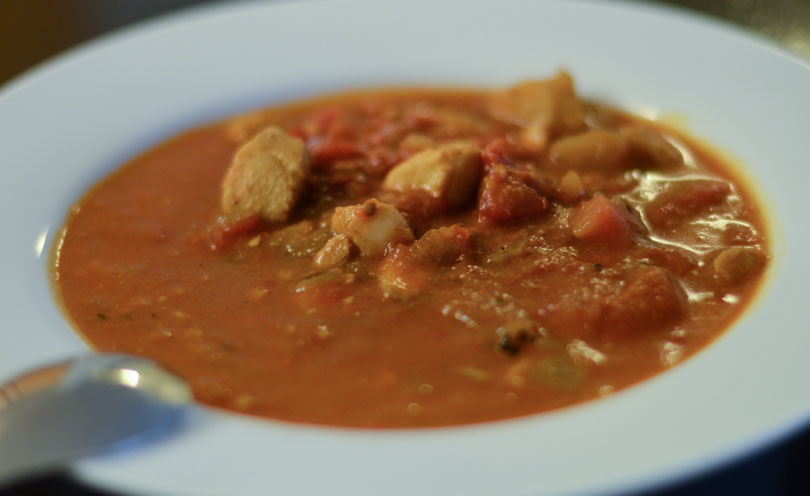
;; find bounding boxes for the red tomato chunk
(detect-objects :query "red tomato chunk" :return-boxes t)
[569,194,639,243]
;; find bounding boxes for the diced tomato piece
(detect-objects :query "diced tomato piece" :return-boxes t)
[324,121,354,142]
[364,118,395,146]
[366,146,399,172]
[286,127,308,140]
[478,164,548,223]
[303,108,361,166]
[207,214,262,250]
[303,106,341,135]
[310,141,361,164]
[569,194,638,242]
[406,110,439,129]
[481,138,514,167]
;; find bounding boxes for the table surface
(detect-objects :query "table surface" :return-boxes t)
[1,1,808,495]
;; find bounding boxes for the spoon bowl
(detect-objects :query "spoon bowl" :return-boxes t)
[0,354,192,486]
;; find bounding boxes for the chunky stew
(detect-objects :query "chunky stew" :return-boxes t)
[52,72,769,427]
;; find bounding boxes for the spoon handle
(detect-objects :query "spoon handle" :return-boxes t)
[0,389,74,483]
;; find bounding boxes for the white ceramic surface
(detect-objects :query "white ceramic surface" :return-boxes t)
[0,1,808,495]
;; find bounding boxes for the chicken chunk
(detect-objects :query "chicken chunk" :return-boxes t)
[410,225,471,265]
[713,246,765,284]
[619,125,683,168]
[331,199,414,257]
[221,126,311,223]
[488,71,586,152]
[377,245,429,300]
[312,234,352,270]
[382,141,482,209]
[548,130,630,172]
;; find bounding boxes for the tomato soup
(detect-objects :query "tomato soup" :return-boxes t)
[52,73,768,427]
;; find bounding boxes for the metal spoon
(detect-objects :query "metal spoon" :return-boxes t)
[0,354,192,486]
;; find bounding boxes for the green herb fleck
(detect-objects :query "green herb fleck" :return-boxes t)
[534,357,584,390]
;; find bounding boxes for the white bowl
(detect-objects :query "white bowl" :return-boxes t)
[1,1,808,495]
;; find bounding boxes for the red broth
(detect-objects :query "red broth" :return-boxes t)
[52,75,768,428]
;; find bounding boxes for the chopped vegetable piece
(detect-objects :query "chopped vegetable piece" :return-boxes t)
[569,194,639,242]
[478,164,549,223]
[208,215,262,251]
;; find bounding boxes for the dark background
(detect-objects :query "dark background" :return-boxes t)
[1,0,809,87]
[1,1,808,495]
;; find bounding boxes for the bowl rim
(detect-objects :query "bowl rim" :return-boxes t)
[1,1,809,495]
